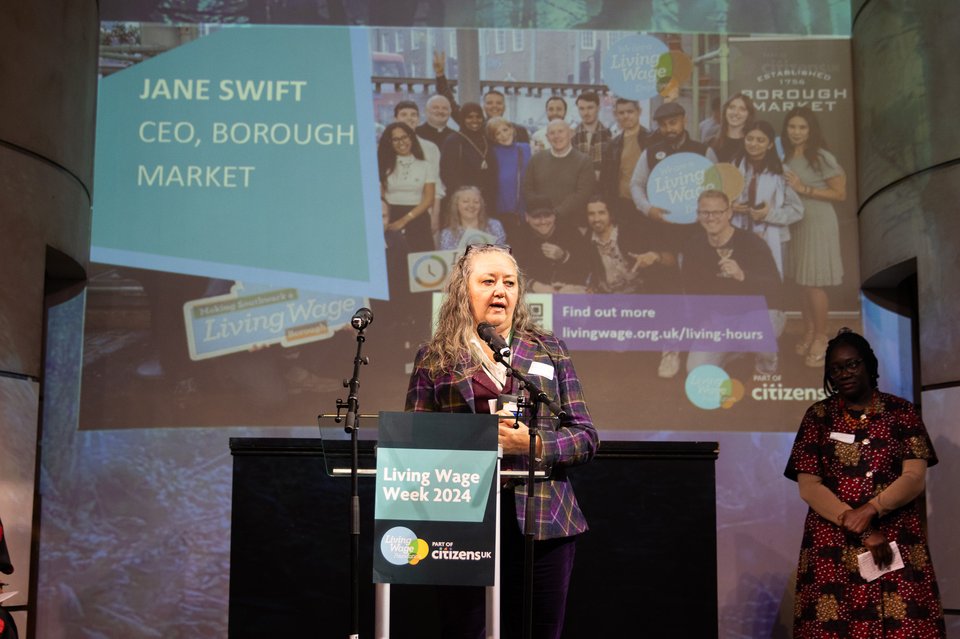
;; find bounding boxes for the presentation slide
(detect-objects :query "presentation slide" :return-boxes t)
[82,23,859,432]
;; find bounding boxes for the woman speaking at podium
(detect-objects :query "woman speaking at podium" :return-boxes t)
[405,243,599,639]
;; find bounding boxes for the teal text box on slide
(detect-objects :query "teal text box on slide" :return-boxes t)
[92,26,387,299]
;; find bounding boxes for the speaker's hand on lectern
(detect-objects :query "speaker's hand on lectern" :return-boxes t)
[496,410,542,457]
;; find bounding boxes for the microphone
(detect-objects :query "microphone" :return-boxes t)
[477,322,566,418]
[350,307,374,331]
[477,322,510,360]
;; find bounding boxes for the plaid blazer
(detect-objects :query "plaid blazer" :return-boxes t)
[405,333,599,539]
[573,121,613,174]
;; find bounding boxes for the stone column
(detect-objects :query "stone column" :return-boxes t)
[0,1,98,634]
[854,0,960,627]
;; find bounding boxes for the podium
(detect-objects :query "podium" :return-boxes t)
[228,437,719,638]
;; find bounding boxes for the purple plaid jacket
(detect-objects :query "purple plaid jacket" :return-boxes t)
[405,333,599,539]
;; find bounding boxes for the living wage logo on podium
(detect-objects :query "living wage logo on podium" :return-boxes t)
[373,412,499,587]
[379,527,430,566]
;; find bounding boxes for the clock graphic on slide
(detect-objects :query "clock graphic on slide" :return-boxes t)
[412,254,450,290]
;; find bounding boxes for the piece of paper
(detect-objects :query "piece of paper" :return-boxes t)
[0,591,19,604]
[857,541,905,582]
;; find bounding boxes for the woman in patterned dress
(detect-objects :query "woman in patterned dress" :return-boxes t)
[784,329,945,638]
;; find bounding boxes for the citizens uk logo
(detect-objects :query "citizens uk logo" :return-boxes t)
[684,364,745,410]
[380,526,429,566]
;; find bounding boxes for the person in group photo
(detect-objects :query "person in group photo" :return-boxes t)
[377,120,438,360]
[405,243,599,639]
[583,193,682,379]
[482,88,530,143]
[530,95,569,152]
[630,101,718,231]
[394,99,445,234]
[431,50,529,145]
[441,101,498,214]
[522,119,595,226]
[681,190,783,376]
[781,106,847,369]
[378,121,437,253]
[487,116,531,241]
[708,92,756,163]
[583,195,676,295]
[731,119,804,279]
[393,101,441,186]
[417,93,456,148]
[784,329,946,639]
[572,90,612,177]
[598,97,651,215]
[512,197,593,294]
[437,186,506,251]
[630,101,719,378]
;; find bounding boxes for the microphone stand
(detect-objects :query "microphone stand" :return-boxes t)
[492,349,565,639]
[328,325,369,639]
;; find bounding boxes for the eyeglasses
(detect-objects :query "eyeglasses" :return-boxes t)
[464,243,512,255]
[390,134,410,143]
[697,208,728,218]
[828,358,863,377]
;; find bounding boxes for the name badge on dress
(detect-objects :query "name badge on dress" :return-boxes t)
[829,431,856,444]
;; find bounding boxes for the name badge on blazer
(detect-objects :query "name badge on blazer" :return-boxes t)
[528,361,554,380]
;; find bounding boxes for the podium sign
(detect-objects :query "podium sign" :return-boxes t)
[373,412,498,586]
